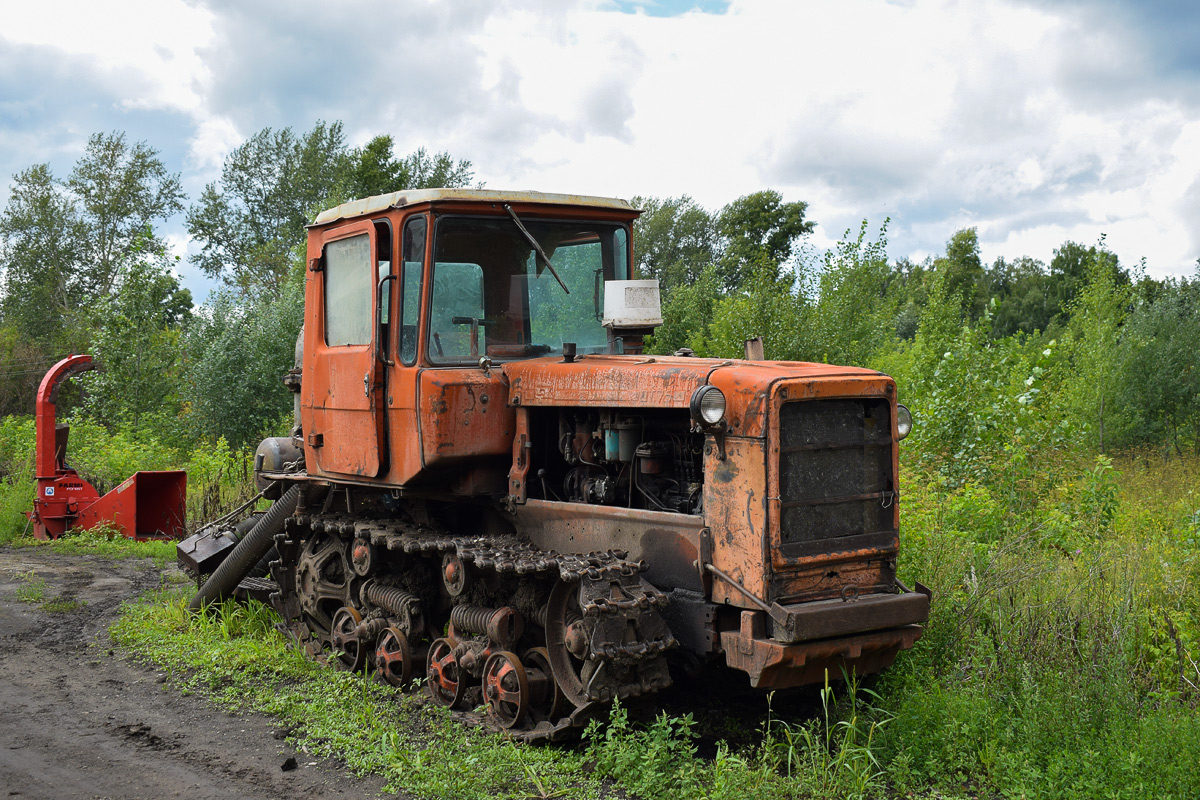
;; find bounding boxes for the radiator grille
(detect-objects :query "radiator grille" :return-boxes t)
[778,399,894,545]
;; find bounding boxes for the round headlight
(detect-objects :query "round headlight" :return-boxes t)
[896,404,913,440]
[690,385,727,427]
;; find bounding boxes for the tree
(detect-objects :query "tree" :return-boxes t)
[391,146,475,192]
[986,256,1058,337]
[715,190,814,290]
[1048,240,1126,325]
[808,220,896,366]
[703,254,806,359]
[345,135,405,199]
[1060,241,1131,453]
[181,280,304,448]
[0,163,87,348]
[0,134,183,348]
[187,121,351,295]
[84,247,192,439]
[646,263,722,356]
[67,132,184,298]
[934,228,986,320]
[1118,275,1200,452]
[630,195,717,296]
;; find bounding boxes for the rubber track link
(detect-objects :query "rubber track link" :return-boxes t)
[269,512,677,743]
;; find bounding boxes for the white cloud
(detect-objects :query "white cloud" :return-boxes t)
[2,0,1198,281]
[3,0,214,114]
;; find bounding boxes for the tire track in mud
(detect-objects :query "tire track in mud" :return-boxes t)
[0,547,389,800]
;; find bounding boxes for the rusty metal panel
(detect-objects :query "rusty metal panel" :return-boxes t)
[515,499,704,591]
[771,591,929,641]
[418,368,514,468]
[769,556,893,605]
[702,436,769,608]
[505,355,714,408]
[763,377,901,598]
[507,407,532,503]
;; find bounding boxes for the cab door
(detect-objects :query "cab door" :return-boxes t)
[303,220,385,477]
[385,214,427,484]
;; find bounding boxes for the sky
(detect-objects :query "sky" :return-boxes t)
[2,0,1199,302]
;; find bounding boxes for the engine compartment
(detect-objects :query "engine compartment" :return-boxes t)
[522,407,705,515]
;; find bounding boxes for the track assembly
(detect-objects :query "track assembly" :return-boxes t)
[270,512,677,742]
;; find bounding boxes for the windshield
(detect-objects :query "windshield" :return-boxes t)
[427,215,629,364]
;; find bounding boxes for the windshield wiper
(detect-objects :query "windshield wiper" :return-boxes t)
[503,203,570,295]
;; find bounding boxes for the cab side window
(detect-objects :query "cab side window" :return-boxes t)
[400,217,426,365]
[324,233,373,346]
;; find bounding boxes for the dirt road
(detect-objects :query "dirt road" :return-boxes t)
[0,546,386,800]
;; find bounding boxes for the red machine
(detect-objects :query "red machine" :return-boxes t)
[28,354,187,541]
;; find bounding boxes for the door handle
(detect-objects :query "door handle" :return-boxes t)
[364,372,370,396]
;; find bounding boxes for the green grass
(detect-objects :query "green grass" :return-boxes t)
[39,526,177,565]
[871,453,1200,800]
[0,475,36,546]
[41,596,84,613]
[13,569,87,613]
[112,589,895,800]
[14,570,46,603]
[111,591,606,799]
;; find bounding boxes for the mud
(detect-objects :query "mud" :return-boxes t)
[0,546,387,800]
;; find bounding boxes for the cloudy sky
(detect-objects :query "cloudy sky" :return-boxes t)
[2,0,1198,300]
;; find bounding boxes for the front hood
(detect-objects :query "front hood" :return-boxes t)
[503,355,889,437]
[504,354,716,409]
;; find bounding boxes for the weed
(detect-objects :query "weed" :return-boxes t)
[584,701,703,799]
[14,570,46,603]
[41,597,83,613]
[44,527,176,565]
[764,673,888,800]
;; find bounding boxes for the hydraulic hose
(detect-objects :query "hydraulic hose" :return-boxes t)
[188,485,300,612]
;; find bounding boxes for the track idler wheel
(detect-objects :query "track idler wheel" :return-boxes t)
[294,529,355,644]
[545,579,592,707]
[546,573,676,708]
[427,637,467,708]
[330,606,368,672]
[482,651,530,729]
[375,626,421,687]
[523,646,565,723]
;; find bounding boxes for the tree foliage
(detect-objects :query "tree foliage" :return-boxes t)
[0,163,86,348]
[715,189,814,290]
[186,121,350,295]
[188,124,475,296]
[84,249,192,441]
[180,280,304,449]
[68,132,185,297]
[631,195,717,298]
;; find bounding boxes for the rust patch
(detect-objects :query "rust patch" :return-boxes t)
[712,458,739,484]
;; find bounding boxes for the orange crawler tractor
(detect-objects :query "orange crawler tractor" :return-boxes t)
[182,189,929,741]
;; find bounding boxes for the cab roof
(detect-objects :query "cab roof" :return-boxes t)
[312,188,637,226]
